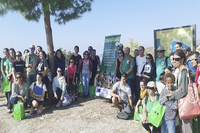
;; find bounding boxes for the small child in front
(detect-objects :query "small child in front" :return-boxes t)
[159,73,178,133]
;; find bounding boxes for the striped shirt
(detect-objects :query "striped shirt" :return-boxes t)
[159,86,178,121]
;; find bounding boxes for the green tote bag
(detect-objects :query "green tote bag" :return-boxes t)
[89,86,96,97]
[147,101,166,127]
[134,106,143,121]
[77,78,83,93]
[3,77,11,92]
[14,101,26,120]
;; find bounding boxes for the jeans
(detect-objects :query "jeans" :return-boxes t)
[126,78,134,96]
[10,97,27,110]
[28,74,36,86]
[6,92,12,109]
[82,73,90,96]
[161,119,175,133]
[136,76,143,102]
[53,88,63,105]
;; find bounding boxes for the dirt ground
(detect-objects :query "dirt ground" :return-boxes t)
[0,94,146,133]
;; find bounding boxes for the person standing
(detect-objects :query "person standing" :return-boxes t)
[71,46,82,83]
[79,51,93,98]
[119,47,134,98]
[156,45,171,89]
[135,46,146,103]
[89,49,100,86]
[114,49,124,82]
[88,46,93,57]
[24,45,40,86]
[54,49,65,76]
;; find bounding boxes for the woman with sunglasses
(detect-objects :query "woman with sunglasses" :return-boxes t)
[79,51,93,98]
[54,49,65,76]
[5,48,16,112]
[12,51,26,83]
[141,54,156,83]
[167,49,193,133]
[30,73,47,114]
[10,72,28,110]
[66,58,76,96]
[114,49,124,82]
[142,81,161,133]
[52,67,66,107]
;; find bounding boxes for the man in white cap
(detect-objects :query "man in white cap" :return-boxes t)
[118,43,123,51]
[156,45,171,89]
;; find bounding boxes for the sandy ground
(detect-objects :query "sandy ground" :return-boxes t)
[0,94,146,133]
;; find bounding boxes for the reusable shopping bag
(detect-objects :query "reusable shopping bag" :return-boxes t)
[77,78,83,93]
[3,77,10,92]
[147,101,166,127]
[89,86,96,97]
[62,93,75,107]
[134,106,143,122]
[14,101,25,120]
[177,71,200,120]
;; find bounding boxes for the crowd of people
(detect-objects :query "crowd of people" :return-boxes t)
[111,42,200,133]
[0,42,200,133]
[0,45,100,115]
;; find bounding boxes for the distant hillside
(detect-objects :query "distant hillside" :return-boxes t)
[146,47,154,55]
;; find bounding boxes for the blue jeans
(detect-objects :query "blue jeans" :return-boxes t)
[161,119,175,133]
[82,73,90,96]
[126,78,134,96]
[28,74,36,86]
[10,97,27,110]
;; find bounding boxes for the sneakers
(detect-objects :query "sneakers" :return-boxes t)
[56,102,61,107]
[8,109,12,113]
[30,107,34,114]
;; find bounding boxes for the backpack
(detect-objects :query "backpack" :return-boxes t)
[116,111,132,120]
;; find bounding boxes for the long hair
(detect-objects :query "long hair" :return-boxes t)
[55,49,66,60]
[146,53,154,65]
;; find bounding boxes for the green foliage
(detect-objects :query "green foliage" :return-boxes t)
[124,38,141,57]
[0,0,93,24]
[59,48,74,66]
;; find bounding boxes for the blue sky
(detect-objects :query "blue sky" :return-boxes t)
[0,0,199,57]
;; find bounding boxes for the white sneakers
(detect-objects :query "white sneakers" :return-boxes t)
[56,102,61,107]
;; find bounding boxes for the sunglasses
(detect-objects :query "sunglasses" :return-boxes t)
[16,55,21,57]
[70,61,74,63]
[16,77,21,79]
[57,71,62,73]
[88,49,92,51]
[157,51,163,53]
[118,52,122,54]
[29,47,34,50]
[146,57,151,59]
[173,58,182,61]
[147,87,154,90]
[85,54,89,55]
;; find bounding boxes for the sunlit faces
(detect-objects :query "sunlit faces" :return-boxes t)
[139,47,144,56]
[157,50,165,58]
[16,52,21,61]
[57,51,61,59]
[9,50,15,58]
[36,74,42,82]
[124,48,130,57]
[190,54,198,69]
[173,54,183,68]
[146,56,151,63]
[39,52,44,60]
[175,44,182,50]
[3,50,8,57]
[74,47,79,53]
[120,77,127,84]
[165,77,174,91]
[169,55,175,66]
[140,81,146,91]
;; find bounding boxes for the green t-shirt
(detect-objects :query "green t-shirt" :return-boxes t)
[1,57,8,72]
[121,55,135,79]
[142,95,158,115]
[156,56,172,82]
[6,59,13,74]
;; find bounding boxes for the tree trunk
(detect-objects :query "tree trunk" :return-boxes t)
[42,1,54,106]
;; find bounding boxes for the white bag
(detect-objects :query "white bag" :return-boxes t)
[95,86,111,99]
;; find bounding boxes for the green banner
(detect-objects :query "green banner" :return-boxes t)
[99,35,121,89]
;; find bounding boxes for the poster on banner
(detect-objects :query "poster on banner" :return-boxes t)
[97,35,121,89]
[154,25,196,59]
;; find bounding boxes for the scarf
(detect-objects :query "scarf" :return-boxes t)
[140,88,147,100]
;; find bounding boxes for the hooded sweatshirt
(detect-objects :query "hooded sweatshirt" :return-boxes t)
[52,76,66,97]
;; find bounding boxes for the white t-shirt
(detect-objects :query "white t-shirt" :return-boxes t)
[30,82,47,101]
[112,81,132,103]
[136,55,146,76]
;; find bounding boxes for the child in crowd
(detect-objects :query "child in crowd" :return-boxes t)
[164,66,172,74]
[159,73,178,133]
[157,72,165,94]
[135,80,147,114]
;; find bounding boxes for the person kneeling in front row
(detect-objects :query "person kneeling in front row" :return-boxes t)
[29,73,47,115]
[110,73,133,114]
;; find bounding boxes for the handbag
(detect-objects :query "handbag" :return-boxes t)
[77,78,83,93]
[3,77,11,92]
[177,70,200,120]
[14,101,26,120]
[147,101,166,127]
[62,93,75,107]
[89,86,96,97]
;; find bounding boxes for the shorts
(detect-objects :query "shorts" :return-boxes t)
[31,99,44,106]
